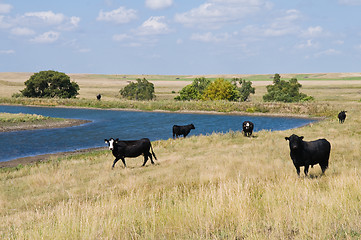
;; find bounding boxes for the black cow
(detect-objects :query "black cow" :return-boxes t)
[242,121,254,137]
[338,110,346,123]
[104,138,157,168]
[172,124,195,138]
[96,94,101,100]
[285,134,331,176]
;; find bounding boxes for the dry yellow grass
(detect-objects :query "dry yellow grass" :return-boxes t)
[1,72,361,239]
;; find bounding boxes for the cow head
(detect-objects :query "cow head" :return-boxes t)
[190,124,195,129]
[243,121,253,130]
[104,138,119,150]
[285,134,304,151]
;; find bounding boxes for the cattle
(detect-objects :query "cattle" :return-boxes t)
[285,134,331,176]
[104,138,157,168]
[242,121,254,137]
[96,94,101,100]
[338,110,346,123]
[172,124,195,138]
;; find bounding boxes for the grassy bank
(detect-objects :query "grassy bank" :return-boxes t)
[1,102,361,239]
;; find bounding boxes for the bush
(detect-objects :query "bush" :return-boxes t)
[20,70,79,98]
[232,78,255,101]
[263,74,313,102]
[175,77,211,101]
[203,78,239,101]
[120,78,155,100]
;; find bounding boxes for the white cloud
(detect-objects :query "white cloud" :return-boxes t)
[190,32,231,43]
[145,0,173,10]
[10,27,35,36]
[24,11,65,25]
[175,0,272,29]
[97,7,137,24]
[302,26,324,38]
[112,33,130,41]
[31,31,60,43]
[137,16,170,35]
[296,39,318,49]
[0,3,12,14]
[0,15,11,28]
[314,49,341,57]
[0,49,15,54]
[338,0,361,5]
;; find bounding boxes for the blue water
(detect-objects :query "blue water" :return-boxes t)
[0,105,316,162]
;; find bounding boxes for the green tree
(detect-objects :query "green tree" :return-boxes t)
[175,77,211,100]
[263,74,313,102]
[120,78,155,100]
[203,78,239,101]
[231,78,255,101]
[20,70,79,98]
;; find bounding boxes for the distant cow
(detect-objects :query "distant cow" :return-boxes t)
[242,121,254,137]
[338,110,346,123]
[96,94,101,100]
[172,124,195,138]
[104,138,157,168]
[285,134,331,176]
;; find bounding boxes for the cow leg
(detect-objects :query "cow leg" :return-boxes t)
[120,157,126,168]
[320,164,328,174]
[304,165,309,176]
[295,166,300,176]
[149,152,155,164]
[142,154,149,166]
[112,158,120,169]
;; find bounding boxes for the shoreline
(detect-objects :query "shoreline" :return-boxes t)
[0,103,324,168]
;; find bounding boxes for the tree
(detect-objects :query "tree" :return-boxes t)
[231,78,255,101]
[20,70,79,98]
[203,78,239,101]
[120,78,155,100]
[263,74,313,102]
[175,77,211,100]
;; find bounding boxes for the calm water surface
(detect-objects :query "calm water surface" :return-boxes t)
[0,105,316,162]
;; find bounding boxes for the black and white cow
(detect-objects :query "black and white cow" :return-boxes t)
[242,121,254,137]
[104,138,157,168]
[285,134,331,176]
[172,124,195,138]
[96,94,101,100]
[338,110,346,123]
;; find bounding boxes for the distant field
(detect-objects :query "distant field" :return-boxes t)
[1,72,361,102]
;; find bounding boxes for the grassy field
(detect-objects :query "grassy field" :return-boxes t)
[1,72,361,239]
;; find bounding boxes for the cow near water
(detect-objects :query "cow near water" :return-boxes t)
[285,134,331,176]
[104,138,157,168]
[96,94,101,100]
[172,124,195,138]
[242,121,254,137]
[338,110,346,123]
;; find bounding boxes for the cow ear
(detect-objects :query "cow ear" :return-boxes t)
[104,139,108,143]
[300,136,304,140]
[285,137,289,141]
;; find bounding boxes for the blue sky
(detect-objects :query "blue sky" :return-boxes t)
[1,0,361,75]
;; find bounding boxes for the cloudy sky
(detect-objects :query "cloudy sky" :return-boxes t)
[1,0,361,75]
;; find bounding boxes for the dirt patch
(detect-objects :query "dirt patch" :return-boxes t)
[0,119,90,132]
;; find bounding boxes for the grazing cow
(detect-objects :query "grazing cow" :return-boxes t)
[242,121,254,137]
[172,124,195,139]
[104,138,157,168]
[338,110,347,123]
[96,94,101,100]
[285,134,331,176]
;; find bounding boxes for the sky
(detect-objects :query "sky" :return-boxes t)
[1,0,361,75]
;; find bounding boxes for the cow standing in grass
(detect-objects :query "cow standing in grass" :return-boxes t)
[172,124,195,138]
[338,110,346,123]
[242,121,254,137]
[105,138,157,168]
[285,134,331,176]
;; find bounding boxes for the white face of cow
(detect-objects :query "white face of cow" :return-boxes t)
[105,138,115,150]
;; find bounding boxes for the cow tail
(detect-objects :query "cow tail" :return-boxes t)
[150,144,157,160]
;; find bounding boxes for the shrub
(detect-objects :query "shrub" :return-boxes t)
[175,77,211,101]
[232,78,255,101]
[20,70,79,98]
[203,78,239,101]
[120,78,155,100]
[263,74,313,102]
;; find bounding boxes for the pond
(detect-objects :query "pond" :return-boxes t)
[0,105,316,162]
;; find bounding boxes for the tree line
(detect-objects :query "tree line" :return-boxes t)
[17,70,313,103]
